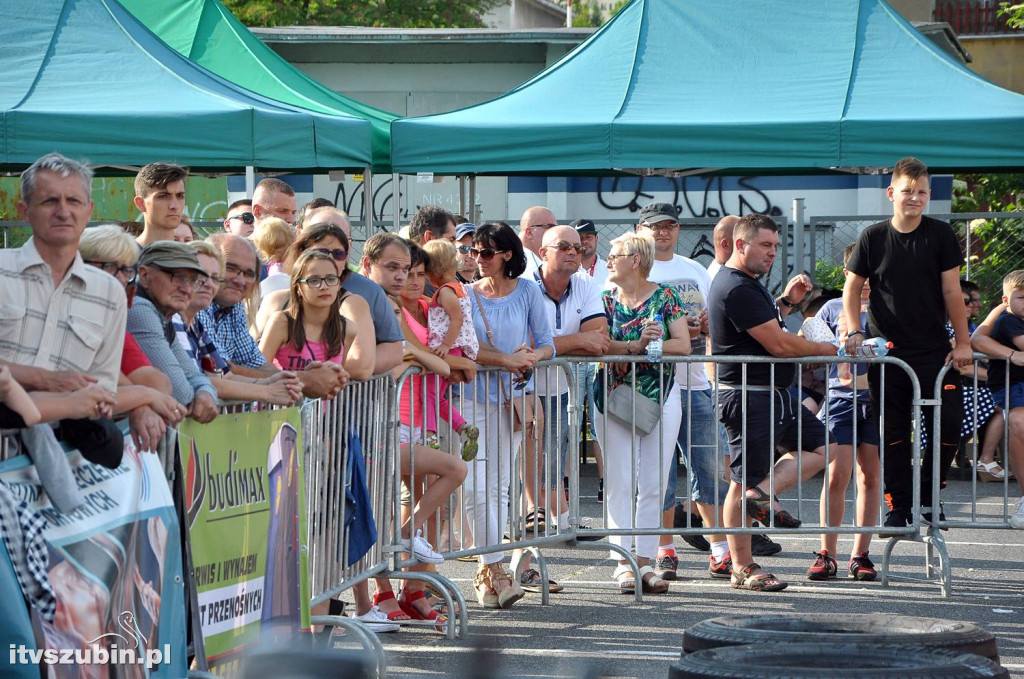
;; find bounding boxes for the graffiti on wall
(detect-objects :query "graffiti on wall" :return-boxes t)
[596,175,783,218]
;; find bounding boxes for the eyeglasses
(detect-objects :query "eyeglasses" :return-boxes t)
[457,245,474,255]
[549,242,584,254]
[470,248,507,261]
[198,275,226,287]
[529,223,558,229]
[313,247,348,262]
[85,260,136,278]
[643,221,679,232]
[606,252,636,264]
[224,262,257,282]
[161,269,207,291]
[229,212,255,225]
[299,275,341,289]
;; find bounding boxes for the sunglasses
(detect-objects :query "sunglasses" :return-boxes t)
[457,245,474,255]
[606,252,636,264]
[230,212,255,225]
[470,248,507,261]
[313,247,348,262]
[549,242,584,254]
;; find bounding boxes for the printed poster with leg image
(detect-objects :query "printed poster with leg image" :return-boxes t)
[0,437,187,678]
[179,408,310,674]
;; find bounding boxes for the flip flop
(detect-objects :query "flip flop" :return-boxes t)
[520,568,564,594]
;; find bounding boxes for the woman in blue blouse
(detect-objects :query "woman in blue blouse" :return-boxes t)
[463,222,555,609]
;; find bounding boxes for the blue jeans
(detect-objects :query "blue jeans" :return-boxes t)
[539,392,571,489]
[663,388,727,510]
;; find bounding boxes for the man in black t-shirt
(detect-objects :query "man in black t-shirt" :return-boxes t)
[843,157,970,533]
[708,214,837,591]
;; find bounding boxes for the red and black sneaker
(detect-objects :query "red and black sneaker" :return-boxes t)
[849,552,877,581]
[806,550,838,581]
[708,552,732,579]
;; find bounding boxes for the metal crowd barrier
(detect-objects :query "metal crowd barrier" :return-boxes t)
[397,354,939,607]
[920,356,1023,596]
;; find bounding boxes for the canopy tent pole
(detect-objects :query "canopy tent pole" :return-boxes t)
[392,173,401,231]
[468,175,477,223]
[458,175,467,217]
[245,166,255,196]
[363,167,373,235]
[792,198,805,274]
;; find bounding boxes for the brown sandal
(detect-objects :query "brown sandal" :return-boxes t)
[639,565,670,594]
[730,562,788,592]
[474,570,499,609]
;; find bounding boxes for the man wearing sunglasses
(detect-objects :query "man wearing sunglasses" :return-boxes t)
[455,222,480,284]
[135,162,188,247]
[128,241,218,423]
[223,199,255,237]
[519,206,559,278]
[532,227,609,580]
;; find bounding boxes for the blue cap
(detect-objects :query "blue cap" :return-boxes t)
[455,222,476,241]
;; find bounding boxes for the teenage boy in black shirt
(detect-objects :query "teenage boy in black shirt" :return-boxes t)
[843,157,971,532]
[709,213,837,591]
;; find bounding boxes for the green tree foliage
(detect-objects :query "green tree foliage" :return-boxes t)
[997,2,1024,29]
[223,0,504,28]
[814,258,846,292]
[571,0,629,27]
[955,173,1024,309]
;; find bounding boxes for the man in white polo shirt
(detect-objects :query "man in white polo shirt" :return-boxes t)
[527,225,609,592]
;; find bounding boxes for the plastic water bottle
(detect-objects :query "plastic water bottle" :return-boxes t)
[839,337,893,358]
[646,314,664,363]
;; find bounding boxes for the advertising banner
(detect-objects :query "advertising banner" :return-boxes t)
[0,439,187,678]
[179,408,310,674]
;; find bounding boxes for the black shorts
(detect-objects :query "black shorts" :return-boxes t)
[718,388,831,487]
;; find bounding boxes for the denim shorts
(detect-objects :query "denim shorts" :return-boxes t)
[818,396,879,447]
[991,383,1024,410]
[663,388,727,509]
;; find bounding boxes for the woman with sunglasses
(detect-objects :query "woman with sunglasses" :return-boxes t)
[460,222,554,609]
[598,233,691,595]
[77,224,185,451]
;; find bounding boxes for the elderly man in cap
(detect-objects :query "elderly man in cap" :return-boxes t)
[127,242,218,423]
[455,222,479,284]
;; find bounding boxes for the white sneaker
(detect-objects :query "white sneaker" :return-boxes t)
[1011,496,1024,530]
[403,529,445,564]
[353,605,400,633]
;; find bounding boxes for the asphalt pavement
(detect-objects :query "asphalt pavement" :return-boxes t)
[334,464,1024,678]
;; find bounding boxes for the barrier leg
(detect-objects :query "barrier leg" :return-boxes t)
[512,547,551,606]
[386,571,467,640]
[310,615,387,678]
[571,540,643,603]
[923,527,952,598]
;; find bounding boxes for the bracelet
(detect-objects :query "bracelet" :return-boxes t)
[626,340,633,355]
[777,296,795,308]
[848,330,864,337]
[1009,351,1015,361]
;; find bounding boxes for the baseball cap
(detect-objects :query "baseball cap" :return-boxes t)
[455,222,477,241]
[570,219,596,235]
[638,202,679,225]
[138,241,206,275]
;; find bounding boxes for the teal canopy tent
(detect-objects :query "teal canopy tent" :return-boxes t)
[119,0,398,172]
[391,0,1024,174]
[2,0,372,171]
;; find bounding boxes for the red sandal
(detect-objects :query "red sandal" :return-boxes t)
[398,588,449,633]
[372,589,412,622]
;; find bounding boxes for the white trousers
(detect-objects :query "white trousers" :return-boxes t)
[594,384,682,560]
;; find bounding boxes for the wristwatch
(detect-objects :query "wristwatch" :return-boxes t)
[777,296,795,308]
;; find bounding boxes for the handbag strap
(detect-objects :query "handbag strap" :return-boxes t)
[471,285,512,403]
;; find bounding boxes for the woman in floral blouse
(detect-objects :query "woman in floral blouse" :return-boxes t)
[595,232,691,595]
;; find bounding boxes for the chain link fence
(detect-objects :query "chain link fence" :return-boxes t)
[807,211,1024,308]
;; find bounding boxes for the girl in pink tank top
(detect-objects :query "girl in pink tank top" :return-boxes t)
[259,250,349,375]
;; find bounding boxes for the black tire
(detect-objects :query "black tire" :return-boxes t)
[668,643,1008,679]
[682,614,998,661]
